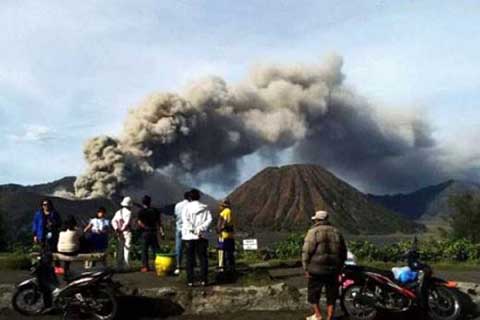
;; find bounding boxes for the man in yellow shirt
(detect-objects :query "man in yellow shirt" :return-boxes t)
[216,199,235,273]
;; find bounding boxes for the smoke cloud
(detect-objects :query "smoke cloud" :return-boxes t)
[74,54,447,198]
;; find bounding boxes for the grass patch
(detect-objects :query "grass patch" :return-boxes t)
[0,253,31,270]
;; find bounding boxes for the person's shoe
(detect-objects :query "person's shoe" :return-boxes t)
[54,267,64,275]
[140,267,149,273]
[305,315,321,320]
[187,282,194,287]
[200,281,207,287]
[174,268,180,276]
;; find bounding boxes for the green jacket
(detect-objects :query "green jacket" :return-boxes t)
[302,221,347,275]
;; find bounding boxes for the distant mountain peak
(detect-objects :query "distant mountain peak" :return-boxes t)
[228,164,421,234]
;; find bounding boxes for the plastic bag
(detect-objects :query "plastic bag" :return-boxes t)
[392,266,418,283]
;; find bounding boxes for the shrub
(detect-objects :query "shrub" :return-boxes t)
[273,234,480,263]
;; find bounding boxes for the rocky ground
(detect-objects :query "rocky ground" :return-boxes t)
[1,265,480,320]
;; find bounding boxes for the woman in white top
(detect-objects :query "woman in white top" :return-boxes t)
[111,197,133,269]
[84,207,110,252]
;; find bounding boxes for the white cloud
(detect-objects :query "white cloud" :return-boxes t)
[9,125,55,143]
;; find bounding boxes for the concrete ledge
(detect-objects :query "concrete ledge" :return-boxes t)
[31,252,106,262]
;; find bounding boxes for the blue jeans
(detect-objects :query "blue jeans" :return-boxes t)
[175,230,183,268]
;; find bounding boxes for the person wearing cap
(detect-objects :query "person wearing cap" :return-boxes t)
[112,196,134,270]
[302,210,347,320]
[137,195,164,272]
[216,199,235,273]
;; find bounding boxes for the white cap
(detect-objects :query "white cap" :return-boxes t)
[121,196,133,207]
[311,210,329,220]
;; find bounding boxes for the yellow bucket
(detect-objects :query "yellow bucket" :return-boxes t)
[155,254,175,276]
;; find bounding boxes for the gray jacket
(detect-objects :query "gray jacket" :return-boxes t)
[302,221,347,275]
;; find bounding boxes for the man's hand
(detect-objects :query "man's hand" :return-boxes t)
[33,236,38,244]
[304,271,311,279]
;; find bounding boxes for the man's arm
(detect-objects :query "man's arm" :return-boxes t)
[120,210,131,232]
[199,210,213,232]
[137,210,146,229]
[339,233,348,263]
[216,213,226,234]
[301,230,316,273]
[157,209,165,238]
[32,213,38,243]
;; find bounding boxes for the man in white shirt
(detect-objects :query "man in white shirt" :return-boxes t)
[111,196,133,270]
[173,192,191,275]
[182,189,212,286]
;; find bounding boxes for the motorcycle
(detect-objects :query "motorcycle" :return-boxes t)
[340,242,463,320]
[12,253,120,320]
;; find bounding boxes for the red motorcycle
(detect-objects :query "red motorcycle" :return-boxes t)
[340,244,463,320]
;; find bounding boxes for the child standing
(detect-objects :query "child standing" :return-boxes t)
[84,207,110,268]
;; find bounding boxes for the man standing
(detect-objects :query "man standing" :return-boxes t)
[112,196,133,270]
[216,199,235,273]
[302,210,347,320]
[182,189,212,287]
[173,192,190,275]
[137,195,164,272]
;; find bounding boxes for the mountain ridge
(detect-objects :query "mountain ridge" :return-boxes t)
[368,179,480,221]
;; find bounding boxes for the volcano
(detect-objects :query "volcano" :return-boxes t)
[227,164,423,234]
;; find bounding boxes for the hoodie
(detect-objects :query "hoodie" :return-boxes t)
[181,200,212,241]
[111,207,132,232]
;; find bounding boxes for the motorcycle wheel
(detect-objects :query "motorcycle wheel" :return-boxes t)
[341,285,378,320]
[86,287,118,320]
[428,286,463,320]
[11,285,45,316]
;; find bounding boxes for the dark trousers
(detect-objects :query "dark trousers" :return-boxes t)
[185,239,208,283]
[141,231,159,269]
[41,236,60,268]
[223,238,236,272]
[307,273,339,305]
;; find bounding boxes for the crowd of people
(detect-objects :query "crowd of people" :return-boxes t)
[31,189,236,287]
[32,192,348,319]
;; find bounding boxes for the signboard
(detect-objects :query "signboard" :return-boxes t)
[243,239,258,251]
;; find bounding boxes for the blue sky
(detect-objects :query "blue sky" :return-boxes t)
[0,0,479,193]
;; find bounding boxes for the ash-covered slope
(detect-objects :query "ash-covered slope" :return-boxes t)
[227,164,422,234]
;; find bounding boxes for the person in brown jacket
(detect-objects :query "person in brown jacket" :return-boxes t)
[302,210,347,320]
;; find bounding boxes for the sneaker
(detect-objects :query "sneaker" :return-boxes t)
[200,281,207,287]
[305,315,320,320]
[187,282,194,287]
[54,267,64,275]
[174,269,180,276]
[140,267,149,273]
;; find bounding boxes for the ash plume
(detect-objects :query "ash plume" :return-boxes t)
[75,54,444,198]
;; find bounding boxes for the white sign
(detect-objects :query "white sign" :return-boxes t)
[243,239,258,251]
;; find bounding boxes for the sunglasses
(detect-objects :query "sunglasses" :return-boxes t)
[42,203,49,206]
